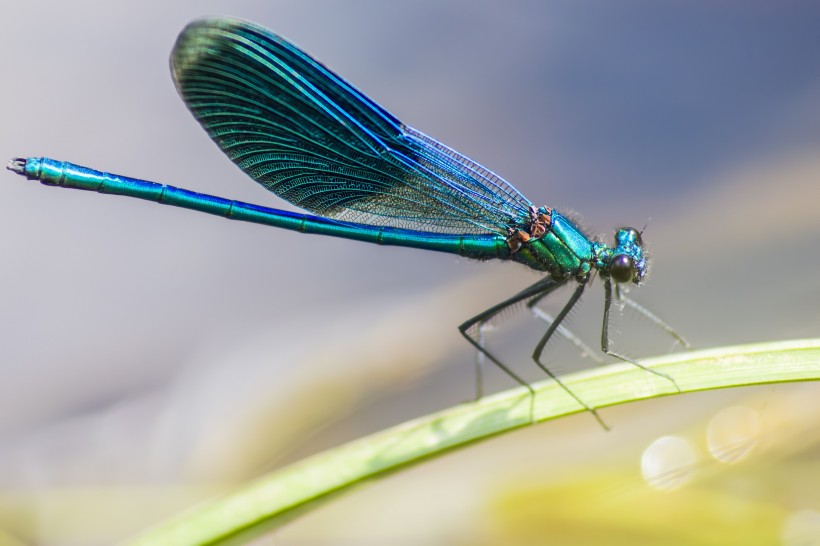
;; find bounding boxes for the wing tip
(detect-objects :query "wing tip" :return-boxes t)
[171,17,260,79]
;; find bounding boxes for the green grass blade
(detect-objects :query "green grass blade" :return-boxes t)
[126,338,820,546]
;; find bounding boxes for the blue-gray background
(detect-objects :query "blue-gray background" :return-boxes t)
[1,1,819,544]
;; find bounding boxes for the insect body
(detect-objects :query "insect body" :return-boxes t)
[8,18,687,427]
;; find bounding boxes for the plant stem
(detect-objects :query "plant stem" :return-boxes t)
[126,338,820,546]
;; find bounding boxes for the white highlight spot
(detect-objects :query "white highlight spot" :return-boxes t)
[707,405,760,464]
[782,509,820,546]
[641,435,698,491]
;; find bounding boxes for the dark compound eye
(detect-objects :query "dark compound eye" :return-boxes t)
[623,227,642,246]
[610,254,634,283]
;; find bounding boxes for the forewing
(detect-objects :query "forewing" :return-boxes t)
[171,18,532,234]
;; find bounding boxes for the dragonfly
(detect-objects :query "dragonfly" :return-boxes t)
[8,17,687,427]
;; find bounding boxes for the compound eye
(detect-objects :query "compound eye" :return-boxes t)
[623,227,642,246]
[610,254,634,283]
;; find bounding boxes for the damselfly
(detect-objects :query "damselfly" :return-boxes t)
[8,18,688,427]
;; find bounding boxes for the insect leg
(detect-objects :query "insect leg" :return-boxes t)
[528,305,606,365]
[529,281,610,429]
[603,280,681,391]
[615,284,690,350]
[459,277,565,400]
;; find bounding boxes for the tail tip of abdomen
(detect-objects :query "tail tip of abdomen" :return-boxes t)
[7,157,27,175]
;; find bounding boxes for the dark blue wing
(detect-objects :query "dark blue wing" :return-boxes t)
[171,18,532,235]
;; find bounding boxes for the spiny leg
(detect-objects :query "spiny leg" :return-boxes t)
[460,277,566,401]
[525,276,605,364]
[474,325,487,399]
[615,285,690,350]
[603,279,681,392]
[529,306,606,365]
[530,281,610,430]
[487,276,604,366]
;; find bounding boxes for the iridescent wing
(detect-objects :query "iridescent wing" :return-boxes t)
[171,18,532,235]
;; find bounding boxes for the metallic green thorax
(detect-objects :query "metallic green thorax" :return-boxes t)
[506,207,647,284]
[508,212,592,277]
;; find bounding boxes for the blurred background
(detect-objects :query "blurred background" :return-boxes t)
[1,1,819,544]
